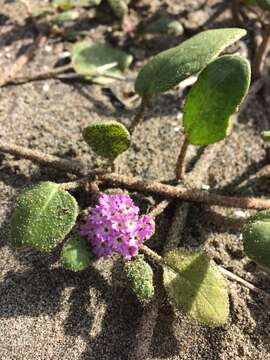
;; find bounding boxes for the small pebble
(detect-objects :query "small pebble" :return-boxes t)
[45,45,52,53]
[42,83,50,92]
[59,51,70,59]
[234,210,247,218]
[201,184,210,190]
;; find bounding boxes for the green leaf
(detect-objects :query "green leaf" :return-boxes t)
[125,256,154,303]
[71,41,133,84]
[52,0,101,10]
[11,182,78,252]
[51,10,79,25]
[61,235,95,271]
[107,0,130,18]
[243,210,270,269]
[145,16,183,36]
[163,249,229,326]
[261,131,270,142]
[83,121,130,159]
[256,0,270,11]
[135,28,246,98]
[32,9,51,18]
[183,55,250,145]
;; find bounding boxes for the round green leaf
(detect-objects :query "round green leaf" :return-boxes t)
[83,121,130,159]
[261,131,270,142]
[163,249,229,326]
[11,182,78,252]
[183,55,251,145]
[71,41,133,83]
[107,0,130,18]
[61,235,95,271]
[243,210,270,269]
[135,28,246,98]
[51,10,79,25]
[125,256,154,303]
[145,16,183,36]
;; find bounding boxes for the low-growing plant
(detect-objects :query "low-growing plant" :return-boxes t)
[3,27,270,329]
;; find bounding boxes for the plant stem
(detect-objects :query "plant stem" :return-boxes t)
[175,137,189,180]
[0,141,83,175]
[2,142,270,210]
[218,266,270,300]
[253,23,270,80]
[1,64,73,87]
[140,245,163,265]
[98,172,270,210]
[148,199,170,218]
[0,34,47,87]
[129,97,150,135]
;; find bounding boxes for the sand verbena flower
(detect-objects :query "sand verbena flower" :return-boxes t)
[80,194,155,260]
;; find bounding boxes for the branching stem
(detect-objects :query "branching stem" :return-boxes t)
[2,142,270,210]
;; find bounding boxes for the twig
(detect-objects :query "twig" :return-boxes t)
[98,172,270,210]
[0,142,83,175]
[148,199,171,218]
[1,64,126,87]
[253,23,270,79]
[1,64,73,87]
[129,97,151,135]
[2,142,270,210]
[0,35,47,87]
[218,266,270,300]
[175,137,190,180]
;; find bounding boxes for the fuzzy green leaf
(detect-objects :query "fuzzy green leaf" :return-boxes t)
[83,121,130,159]
[61,235,95,271]
[163,249,229,326]
[11,182,78,252]
[145,16,183,36]
[243,210,270,269]
[135,28,246,98]
[126,256,154,303]
[261,131,270,142]
[107,0,130,18]
[51,10,79,25]
[183,55,250,145]
[71,41,132,84]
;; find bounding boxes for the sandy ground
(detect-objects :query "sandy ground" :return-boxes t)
[0,0,270,359]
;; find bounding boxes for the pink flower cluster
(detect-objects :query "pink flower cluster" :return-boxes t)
[80,194,155,260]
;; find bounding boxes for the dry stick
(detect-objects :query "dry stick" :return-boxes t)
[1,63,125,87]
[175,137,189,180]
[140,245,270,300]
[253,23,270,80]
[2,142,270,210]
[218,266,270,301]
[148,199,171,218]
[1,64,73,87]
[0,34,47,87]
[98,172,270,210]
